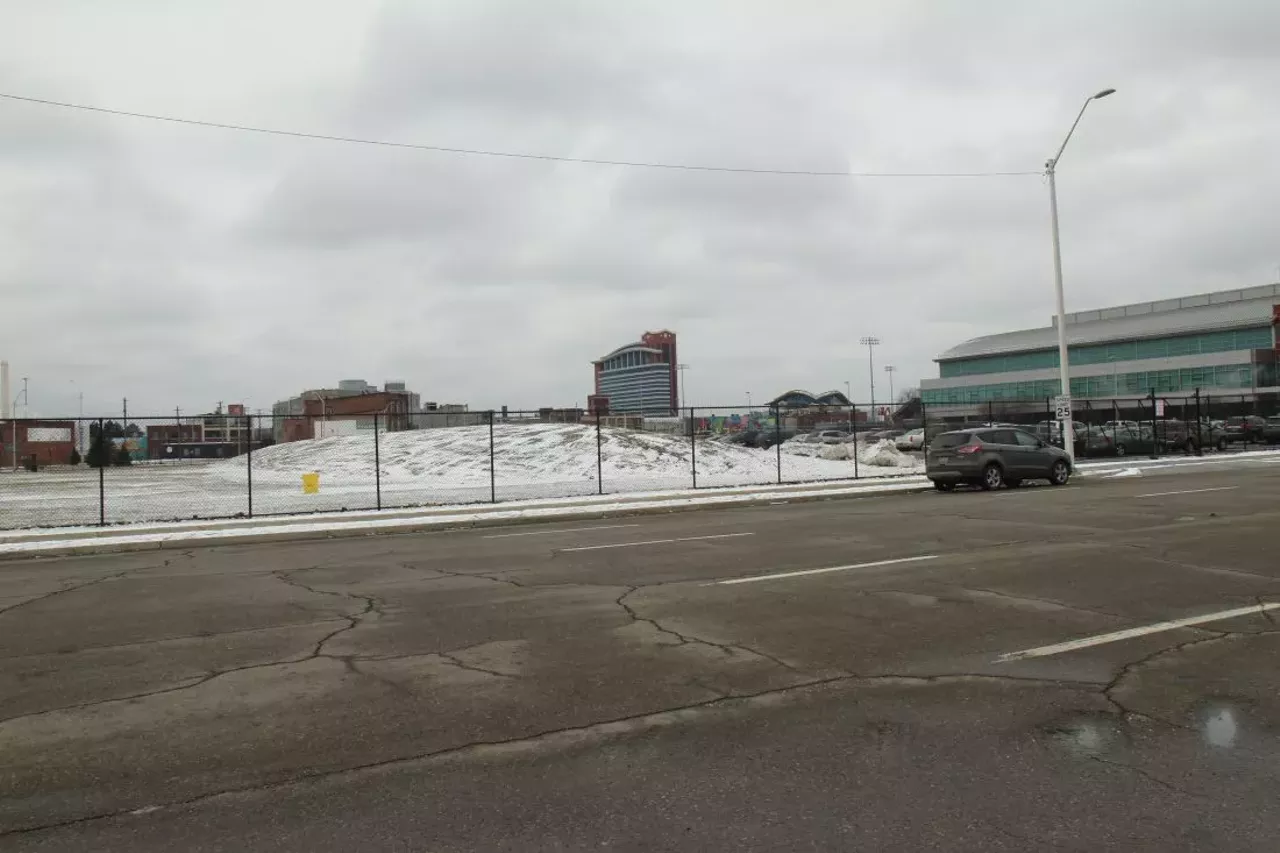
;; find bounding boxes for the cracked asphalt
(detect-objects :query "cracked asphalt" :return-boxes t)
[2,457,1279,851]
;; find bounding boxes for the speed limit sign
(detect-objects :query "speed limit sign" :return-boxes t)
[1053,396,1072,419]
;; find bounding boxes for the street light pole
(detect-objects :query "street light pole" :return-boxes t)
[1047,87,1115,463]
[884,365,897,411]
[860,337,880,422]
[677,363,689,410]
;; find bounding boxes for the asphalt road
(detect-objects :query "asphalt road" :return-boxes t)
[2,457,1279,851]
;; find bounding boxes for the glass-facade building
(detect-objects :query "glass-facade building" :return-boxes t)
[592,331,679,414]
[921,285,1280,407]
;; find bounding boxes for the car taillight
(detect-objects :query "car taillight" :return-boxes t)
[956,444,982,454]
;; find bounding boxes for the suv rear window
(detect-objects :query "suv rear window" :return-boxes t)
[932,432,971,449]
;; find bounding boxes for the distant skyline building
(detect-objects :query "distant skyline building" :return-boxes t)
[592,330,678,414]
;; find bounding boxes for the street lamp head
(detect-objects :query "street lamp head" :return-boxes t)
[1092,88,1117,100]
[859,336,880,347]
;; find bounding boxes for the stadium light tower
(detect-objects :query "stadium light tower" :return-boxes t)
[859,337,880,421]
[884,365,897,409]
[1046,87,1115,461]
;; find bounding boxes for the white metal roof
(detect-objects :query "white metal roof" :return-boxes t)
[937,284,1280,361]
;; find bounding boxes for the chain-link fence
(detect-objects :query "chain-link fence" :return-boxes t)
[919,391,1280,460]
[2,395,1276,529]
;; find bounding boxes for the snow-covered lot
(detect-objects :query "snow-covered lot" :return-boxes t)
[0,424,922,529]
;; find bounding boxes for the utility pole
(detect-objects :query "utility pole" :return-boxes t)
[122,398,128,429]
[860,337,880,422]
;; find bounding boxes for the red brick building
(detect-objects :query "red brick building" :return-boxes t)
[280,391,411,443]
[0,420,77,467]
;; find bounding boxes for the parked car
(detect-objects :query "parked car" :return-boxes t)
[1103,420,1140,433]
[1032,421,1112,457]
[1223,415,1267,445]
[815,429,849,445]
[1075,426,1116,458]
[1195,419,1229,450]
[894,428,925,451]
[1263,417,1280,445]
[1108,425,1156,457]
[926,427,1072,491]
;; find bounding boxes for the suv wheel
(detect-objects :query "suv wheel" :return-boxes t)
[933,481,955,492]
[1049,460,1070,486]
[981,463,1004,491]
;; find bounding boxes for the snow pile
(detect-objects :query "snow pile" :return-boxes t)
[214,423,919,490]
[782,437,922,470]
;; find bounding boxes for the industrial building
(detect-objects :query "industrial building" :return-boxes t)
[591,330,679,414]
[1,420,76,468]
[921,284,1280,410]
[271,380,423,442]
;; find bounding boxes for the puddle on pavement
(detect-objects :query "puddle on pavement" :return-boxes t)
[1201,705,1238,749]
[1042,715,1127,756]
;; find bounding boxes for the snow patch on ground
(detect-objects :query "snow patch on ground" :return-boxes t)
[218,423,923,487]
[781,436,923,470]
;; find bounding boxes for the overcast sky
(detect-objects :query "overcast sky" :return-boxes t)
[2,0,1277,418]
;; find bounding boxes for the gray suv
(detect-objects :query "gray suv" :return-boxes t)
[927,427,1072,492]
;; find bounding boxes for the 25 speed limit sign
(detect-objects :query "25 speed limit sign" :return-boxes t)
[1053,396,1072,419]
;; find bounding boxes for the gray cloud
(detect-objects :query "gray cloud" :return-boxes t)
[1,0,1277,418]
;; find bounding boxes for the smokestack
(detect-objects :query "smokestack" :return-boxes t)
[0,361,10,420]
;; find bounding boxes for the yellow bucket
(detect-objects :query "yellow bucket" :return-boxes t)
[301,472,320,494]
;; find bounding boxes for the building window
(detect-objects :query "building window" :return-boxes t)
[938,327,1274,378]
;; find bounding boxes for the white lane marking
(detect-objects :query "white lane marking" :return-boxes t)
[560,532,754,552]
[1132,486,1238,499]
[995,602,1280,663]
[483,524,640,539]
[714,554,938,586]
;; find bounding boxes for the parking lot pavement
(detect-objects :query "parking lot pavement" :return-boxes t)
[2,461,1279,850]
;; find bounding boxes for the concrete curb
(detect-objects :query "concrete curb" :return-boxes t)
[0,481,933,561]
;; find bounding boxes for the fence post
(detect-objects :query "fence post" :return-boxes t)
[1045,397,1052,445]
[489,410,496,504]
[849,404,860,479]
[774,404,782,485]
[97,418,105,526]
[1194,388,1203,455]
[246,415,254,518]
[1150,389,1158,459]
[852,405,860,479]
[596,416,604,495]
[689,407,697,489]
[373,413,382,510]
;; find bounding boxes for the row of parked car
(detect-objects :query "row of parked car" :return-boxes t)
[921,415,1280,459]
[1036,415,1280,457]
[926,415,1280,491]
[713,416,1280,458]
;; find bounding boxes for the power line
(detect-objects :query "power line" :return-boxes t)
[0,91,1039,179]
